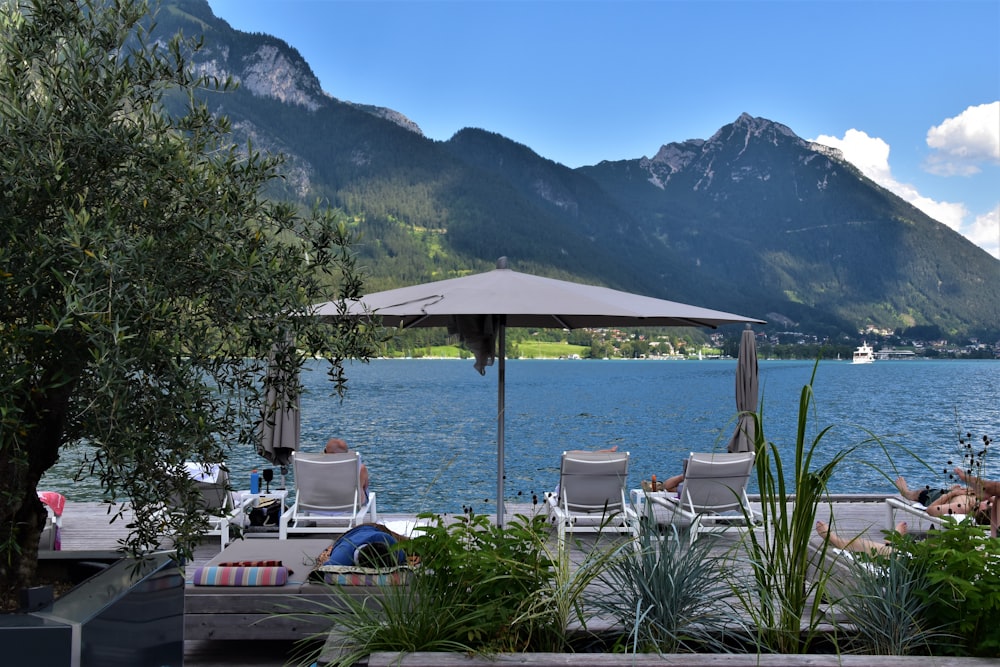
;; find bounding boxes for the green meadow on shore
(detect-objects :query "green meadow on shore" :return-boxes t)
[390,341,591,359]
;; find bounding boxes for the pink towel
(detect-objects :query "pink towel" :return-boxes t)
[38,491,66,517]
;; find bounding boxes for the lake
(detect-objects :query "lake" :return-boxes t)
[44,358,998,515]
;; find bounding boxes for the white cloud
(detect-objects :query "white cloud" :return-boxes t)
[967,206,1000,260]
[812,128,999,259]
[925,102,1000,176]
[815,128,894,184]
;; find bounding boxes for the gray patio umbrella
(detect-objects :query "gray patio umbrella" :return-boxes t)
[312,257,764,525]
[727,326,759,454]
[257,341,301,486]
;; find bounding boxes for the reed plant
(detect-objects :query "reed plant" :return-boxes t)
[735,362,853,654]
[592,517,745,654]
[513,514,634,652]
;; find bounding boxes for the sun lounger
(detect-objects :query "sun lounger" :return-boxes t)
[545,450,638,551]
[884,496,967,532]
[279,451,377,538]
[805,536,866,624]
[645,451,761,542]
[179,462,253,548]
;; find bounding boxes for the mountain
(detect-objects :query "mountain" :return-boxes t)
[153,1,1000,339]
[580,115,1000,337]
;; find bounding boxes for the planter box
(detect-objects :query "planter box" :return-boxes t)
[362,653,1000,666]
[0,552,184,667]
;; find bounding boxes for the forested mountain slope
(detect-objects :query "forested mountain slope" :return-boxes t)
[154,1,1000,338]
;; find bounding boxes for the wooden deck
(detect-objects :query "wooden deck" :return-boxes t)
[54,494,918,562]
[49,496,941,666]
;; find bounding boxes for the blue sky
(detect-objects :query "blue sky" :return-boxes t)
[204,0,1000,259]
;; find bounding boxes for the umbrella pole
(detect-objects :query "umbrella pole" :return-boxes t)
[497,319,506,527]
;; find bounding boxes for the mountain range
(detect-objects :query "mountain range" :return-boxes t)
[155,0,1000,340]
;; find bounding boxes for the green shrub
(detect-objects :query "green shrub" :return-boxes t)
[513,517,630,652]
[833,547,952,655]
[300,511,561,665]
[404,511,557,652]
[891,519,1000,657]
[592,518,745,654]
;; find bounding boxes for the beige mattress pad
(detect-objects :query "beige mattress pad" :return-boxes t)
[187,538,333,595]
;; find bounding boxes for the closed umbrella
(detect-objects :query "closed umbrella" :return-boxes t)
[257,340,300,486]
[727,326,759,454]
[313,257,764,525]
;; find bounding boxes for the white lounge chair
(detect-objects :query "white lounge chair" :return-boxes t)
[545,450,637,551]
[885,496,969,532]
[157,463,250,549]
[647,451,761,542]
[182,462,251,549]
[279,451,377,538]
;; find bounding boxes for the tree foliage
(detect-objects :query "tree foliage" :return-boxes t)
[0,0,382,596]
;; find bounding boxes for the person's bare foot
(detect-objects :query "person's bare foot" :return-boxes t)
[894,476,919,501]
[894,521,908,535]
[816,521,830,539]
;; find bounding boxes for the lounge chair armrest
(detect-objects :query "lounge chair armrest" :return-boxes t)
[646,492,680,509]
[362,491,378,524]
[235,492,257,511]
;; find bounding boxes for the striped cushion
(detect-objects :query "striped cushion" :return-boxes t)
[192,565,289,586]
[311,564,409,586]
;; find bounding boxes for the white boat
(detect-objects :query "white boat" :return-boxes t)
[852,342,875,364]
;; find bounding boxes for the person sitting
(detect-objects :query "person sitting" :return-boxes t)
[654,473,685,493]
[323,523,408,568]
[324,437,370,498]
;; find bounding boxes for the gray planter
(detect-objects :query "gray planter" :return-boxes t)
[0,552,184,667]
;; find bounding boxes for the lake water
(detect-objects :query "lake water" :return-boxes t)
[44,358,999,515]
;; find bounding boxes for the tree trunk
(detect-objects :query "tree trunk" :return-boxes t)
[0,456,51,601]
[0,371,77,597]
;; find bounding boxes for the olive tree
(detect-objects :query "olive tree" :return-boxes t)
[0,0,382,596]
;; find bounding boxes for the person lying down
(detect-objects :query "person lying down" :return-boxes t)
[322,523,409,568]
[815,520,907,557]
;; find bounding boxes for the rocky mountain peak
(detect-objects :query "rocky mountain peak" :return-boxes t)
[238,44,329,111]
[346,103,423,135]
[704,113,803,155]
[177,5,421,133]
[638,112,849,192]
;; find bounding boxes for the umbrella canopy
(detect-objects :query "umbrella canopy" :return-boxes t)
[257,343,301,471]
[313,257,765,524]
[313,259,763,330]
[727,326,759,454]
